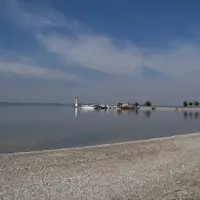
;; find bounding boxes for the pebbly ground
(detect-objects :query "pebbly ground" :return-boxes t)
[1,133,200,200]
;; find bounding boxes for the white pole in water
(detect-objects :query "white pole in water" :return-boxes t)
[75,97,78,108]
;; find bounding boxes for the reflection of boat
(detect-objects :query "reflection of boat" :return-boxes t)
[117,109,134,115]
[81,104,95,109]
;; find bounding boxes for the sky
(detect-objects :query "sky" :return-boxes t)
[0,0,200,104]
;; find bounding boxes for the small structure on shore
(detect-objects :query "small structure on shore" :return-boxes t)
[117,103,135,110]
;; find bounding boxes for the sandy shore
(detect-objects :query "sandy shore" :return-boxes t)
[1,133,200,200]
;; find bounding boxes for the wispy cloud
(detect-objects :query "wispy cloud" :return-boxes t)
[1,0,200,105]
[33,8,200,80]
[1,0,80,32]
[38,31,200,80]
[0,61,79,81]
[2,0,200,80]
[146,44,200,77]
[2,0,60,28]
[38,34,144,76]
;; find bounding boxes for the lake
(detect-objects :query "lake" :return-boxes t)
[0,106,200,154]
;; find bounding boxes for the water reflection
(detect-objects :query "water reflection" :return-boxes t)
[135,109,139,116]
[75,108,78,119]
[78,108,200,121]
[189,112,193,119]
[183,111,200,120]
[194,112,199,119]
[183,111,188,119]
[144,110,151,118]
[117,109,135,115]
[2,106,200,154]
[79,108,153,119]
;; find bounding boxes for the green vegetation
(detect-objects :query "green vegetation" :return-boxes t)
[134,102,139,107]
[183,101,188,107]
[145,101,152,107]
[189,102,193,106]
[194,101,200,106]
[183,100,199,107]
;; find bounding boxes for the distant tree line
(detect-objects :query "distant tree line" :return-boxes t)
[144,101,152,107]
[118,101,152,107]
[135,101,152,107]
[132,101,152,107]
[183,100,200,107]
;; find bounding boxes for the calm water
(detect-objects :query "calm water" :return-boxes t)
[0,106,200,154]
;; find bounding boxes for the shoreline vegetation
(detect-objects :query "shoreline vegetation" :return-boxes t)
[1,132,200,199]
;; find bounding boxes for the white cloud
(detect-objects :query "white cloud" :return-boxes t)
[1,0,200,104]
[2,0,200,80]
[146,44,200,77]
[38,34,144,75]
[0,61,78,81]
[1,0,144,76]
[2,0,79,31]
[38,31,200,79]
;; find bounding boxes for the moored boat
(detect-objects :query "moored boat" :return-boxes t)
[107,104,117,109]
[81,104,95,109]
[94,104,108,110]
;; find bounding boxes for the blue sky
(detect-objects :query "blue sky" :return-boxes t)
[0,0,200,104]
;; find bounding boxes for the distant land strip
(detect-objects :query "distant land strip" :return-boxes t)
[0,102,73,106]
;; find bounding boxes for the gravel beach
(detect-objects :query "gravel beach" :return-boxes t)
[1,133,200,200]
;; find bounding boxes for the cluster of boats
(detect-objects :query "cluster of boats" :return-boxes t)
[75,98,140,110]
[80,103,140,110]
[81,104,116,110]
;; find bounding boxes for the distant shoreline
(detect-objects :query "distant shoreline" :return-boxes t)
[1,102,200,112]
[0,102,194,106]
[0,102,72,106]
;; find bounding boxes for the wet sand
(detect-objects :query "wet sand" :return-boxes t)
[1,133,200,200]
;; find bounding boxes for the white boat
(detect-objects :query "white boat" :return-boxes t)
[107,104,117,109]
[81,104,95,109]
